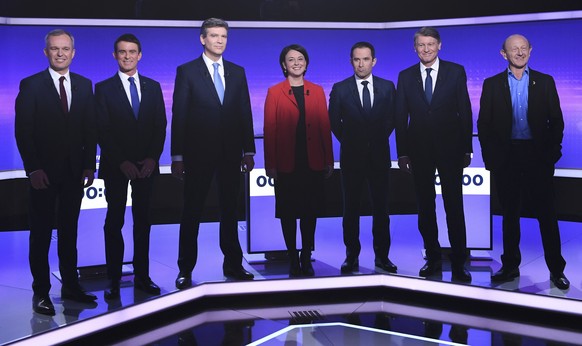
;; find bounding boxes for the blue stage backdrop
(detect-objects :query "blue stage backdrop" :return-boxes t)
[2,14,582,256]
[1,15,582,172]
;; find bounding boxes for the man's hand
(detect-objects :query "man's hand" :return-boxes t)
[398,156,412,173]
[241,155,255,173]
[120,161,140,180]
[82,169,95,188]
[29,170,50,190]
[138,158,156,178]
[171,161,185,180]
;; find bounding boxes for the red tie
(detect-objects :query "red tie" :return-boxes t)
[59,76,68,114]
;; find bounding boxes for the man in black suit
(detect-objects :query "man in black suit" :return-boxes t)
[395,27,473,282]
[329,42,397,274]
[15,29,98,316]
[171,18,256,289]
[477,34,569,289]
[96,33,167,299]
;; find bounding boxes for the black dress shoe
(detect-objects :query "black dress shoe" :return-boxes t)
[340,257,359,273]
[134,277,161,295]
[550,273,570,290]
[223,266,254,280]
[33,295,55,316]
[452,267,472,282]
[375,259,397,273]
[61,286,97,303]
[175,273,192,290]
[419,261,442,277]
[491,267,520,282]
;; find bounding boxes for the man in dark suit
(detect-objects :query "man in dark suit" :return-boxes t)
[15,29,98,316]
[96,33,167,299]
[171,18,256,289]
[477,34,569,290]
[329,42,397,274]
[395,27,473,282]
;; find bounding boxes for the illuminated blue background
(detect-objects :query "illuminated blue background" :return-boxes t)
[1,18,582,170]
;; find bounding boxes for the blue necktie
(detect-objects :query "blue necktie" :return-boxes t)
[213,62,225,104]
[425,68,433,104]
[128,76,140,118]
[361,80,372,114]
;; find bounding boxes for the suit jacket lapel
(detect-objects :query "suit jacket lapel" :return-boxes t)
[350,79,366,116]
[113,74,136,119]
[138,77,151,118]
[528,69,538,100]
[44,70,65,114]
[197,58,222,105]
[412,68,427,105]
[500,72,512,110]
[431,62,447,105]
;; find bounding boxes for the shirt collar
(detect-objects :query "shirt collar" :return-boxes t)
[420,57,440,73]
[48,68,70,82]
[202,52,224,69]
[507,66,530,78]
[118,70,139,82]
[355,74,373,85]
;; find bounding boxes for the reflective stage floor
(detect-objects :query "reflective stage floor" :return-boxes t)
[1,214,582,345]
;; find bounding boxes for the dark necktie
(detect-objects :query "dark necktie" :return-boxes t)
[59,76,68,114]
[361,80,372,114]
[213,62,225,104]
[128,76,140,118]
[425,68,433,104]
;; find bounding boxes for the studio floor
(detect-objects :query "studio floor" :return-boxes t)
[1,213,582,345]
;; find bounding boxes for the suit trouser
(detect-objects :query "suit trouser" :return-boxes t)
[178,158,243,274]
[103,175,155,282]
[411,154,467,265]
[341,164,391,261]
[492,140,566,274]
[29,172,84,296]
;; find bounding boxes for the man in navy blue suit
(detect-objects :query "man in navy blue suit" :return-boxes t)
[96,33,167,299]
[15,29,98,315]
[329,42,397,274]
[171,18,256,289]
[395,27,473,282]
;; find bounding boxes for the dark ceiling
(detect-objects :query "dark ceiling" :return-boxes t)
[1,0,581,22]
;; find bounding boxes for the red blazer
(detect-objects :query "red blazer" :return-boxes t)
[264,79,333,173]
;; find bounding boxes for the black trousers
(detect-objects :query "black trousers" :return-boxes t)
[103,175,155,282]
[177,158,243,274]
[341,164,390,261]
[493,140,566,274]
[411,153,467,265]
[29,169,84,296]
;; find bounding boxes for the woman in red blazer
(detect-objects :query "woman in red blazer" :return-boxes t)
[264,44,334,277]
